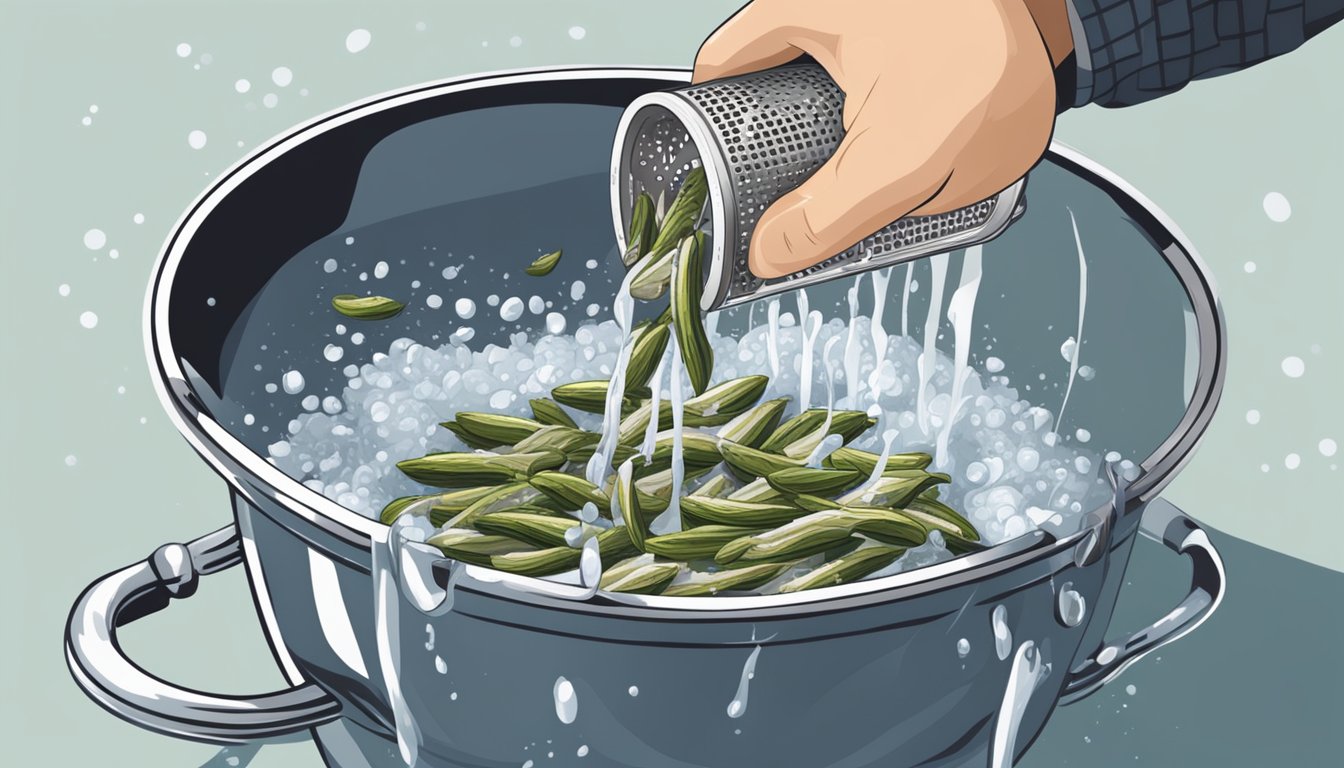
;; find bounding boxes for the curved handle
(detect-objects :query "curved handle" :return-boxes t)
[1061,499,1225,704]
[65,526,342,744]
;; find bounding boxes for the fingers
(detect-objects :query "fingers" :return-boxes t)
[748,122,952,278]
[693,2,803,83]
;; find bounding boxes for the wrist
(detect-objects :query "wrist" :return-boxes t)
[1019,0,1076,69]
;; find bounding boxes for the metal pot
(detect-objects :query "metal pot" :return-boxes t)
[66,68,1227,768]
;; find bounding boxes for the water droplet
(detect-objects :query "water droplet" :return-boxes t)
[568,26,587,40]
[176,43,192,58]
[985,356,1005,373]
[346,28,371,53]
[281,370,305,394]
[1320,438,1338,457]
[79,311,98,329]
[1262,192,1291,222]
[553,676,578,724]
[235,78,251,93]
[991,605,1012,660]
[434,656,447,674]
[1284,453,1301,470]
[627,685,639,697]
[1057,582,1086,627]
[188,130,207,149]
[1245,409,1260,425]
[957,638,971,658]
[58,284,70,297]
[271,66,293,87]
[83,229,106,250]
[426,294,443,309]
[576,745,589,758]
[455,298,476,319]
[1281,356,1305,378]
[1125,684,1137,696]
[1243,261,1256,273]
[65,455,77,467]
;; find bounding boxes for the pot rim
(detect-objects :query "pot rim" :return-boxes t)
[145,65,1225,612]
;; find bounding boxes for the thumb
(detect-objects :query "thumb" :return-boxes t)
[693,2,803,83]
[748,124,950,279]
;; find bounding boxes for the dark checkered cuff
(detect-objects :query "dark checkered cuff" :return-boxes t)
[1064,0,1334,107]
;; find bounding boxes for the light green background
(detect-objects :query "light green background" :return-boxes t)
[1,1,1339,766]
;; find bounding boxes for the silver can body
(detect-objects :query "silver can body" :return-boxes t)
[611,62,1026,310]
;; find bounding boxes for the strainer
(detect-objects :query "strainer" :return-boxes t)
[610,61,1027,310]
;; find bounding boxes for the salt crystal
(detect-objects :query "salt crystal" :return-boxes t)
[426,294,443,309]
[324,344,344,362]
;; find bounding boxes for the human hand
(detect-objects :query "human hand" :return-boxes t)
[693,0,1074,278]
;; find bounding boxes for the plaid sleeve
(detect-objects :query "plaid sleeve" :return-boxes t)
[1064,0,1344,107]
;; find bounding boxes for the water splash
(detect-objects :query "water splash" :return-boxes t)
[916,253,950,437]
[936,246,983,468]
[726,645,762,718]
[553,676,578,724]
[990,641,1051,768]
[198,744,261,768]
[1055,210,1088,432]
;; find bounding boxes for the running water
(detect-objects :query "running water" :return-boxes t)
[766,299,781,382]
[726,644,762,719]
[640,353,667,460]
[843,277,865,407]
[990,641,1052,768]
[916,253,950,437]
[799,309,822,412]
[372,520,422,766]
[585,269,641,487]
[1055,210,1088,432]
[900,262,914,338]
[866,268,893,413]
[649,335,687,535]
[936,246,984,468]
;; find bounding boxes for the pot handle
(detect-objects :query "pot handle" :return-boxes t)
[1060,499,1225,704]
[65,525,343,744]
